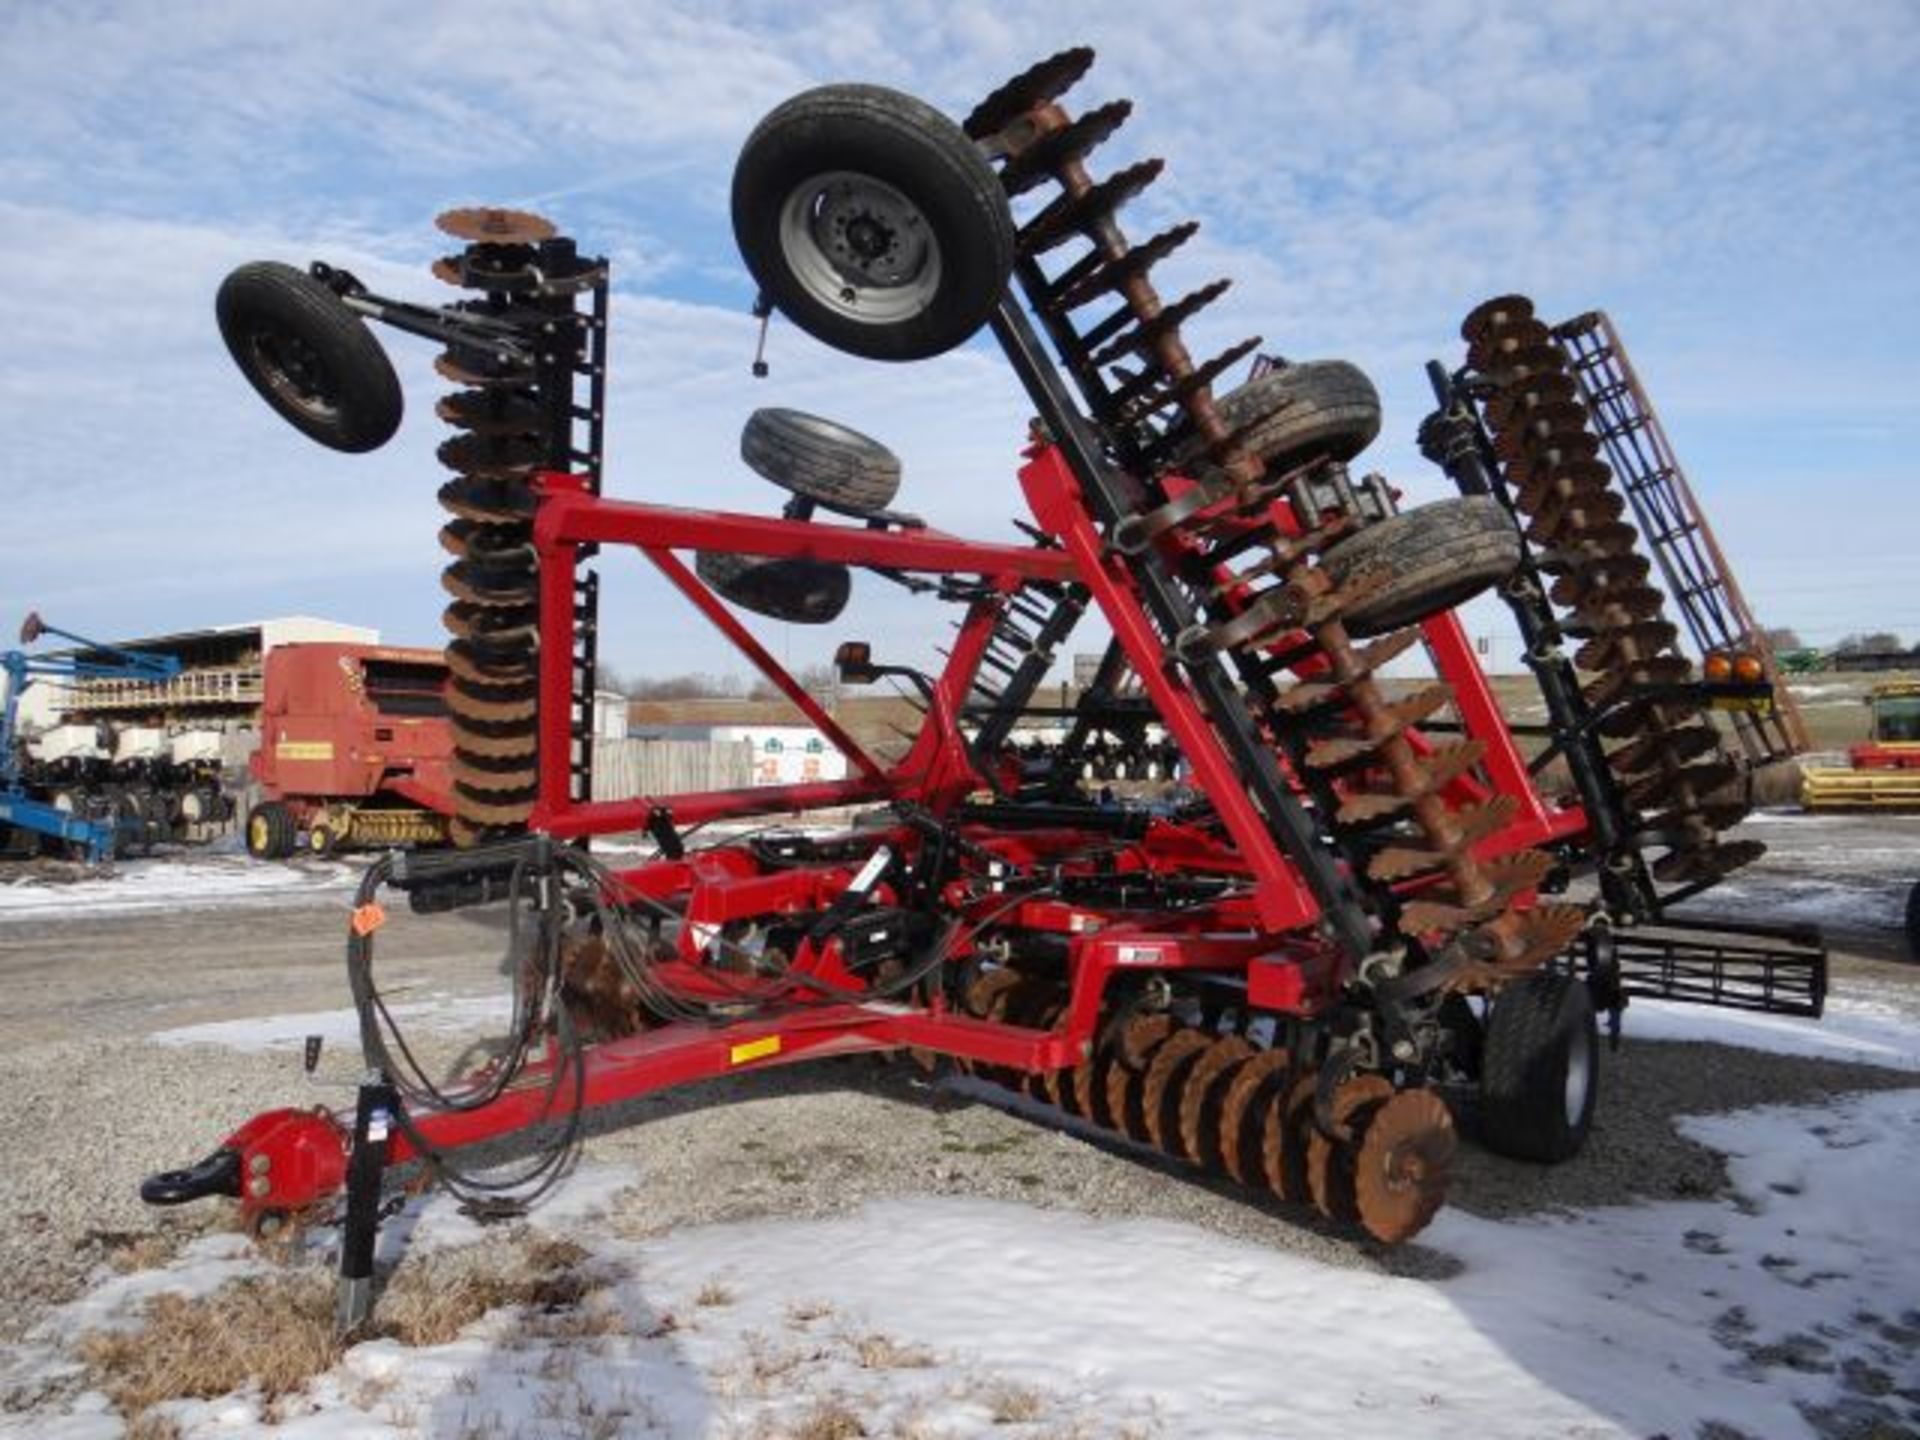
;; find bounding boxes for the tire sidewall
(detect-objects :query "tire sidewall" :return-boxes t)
[733,99,1010,362]
[1481,972,1599,1162]
[216,263,402,453]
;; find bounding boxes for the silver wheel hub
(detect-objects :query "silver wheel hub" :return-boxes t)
[1564,1021,1593,1128]
[778,171,941,326]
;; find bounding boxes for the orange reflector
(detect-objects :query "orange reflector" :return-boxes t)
[1734,654,1765,683]
[1703,653,1733,682]
[350,903,387,937]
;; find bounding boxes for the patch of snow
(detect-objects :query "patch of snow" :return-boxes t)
[149,992,514,1053]
[12,1093,1920,1438]
[1625,992,1920,1070]
[0,853,359,922]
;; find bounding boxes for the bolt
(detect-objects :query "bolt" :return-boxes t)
[248,1153,271,1175]
[1391,1038,1417,1062]
[249,1176,271,1199]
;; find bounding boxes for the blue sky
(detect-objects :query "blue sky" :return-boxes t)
[3,0,1916,680]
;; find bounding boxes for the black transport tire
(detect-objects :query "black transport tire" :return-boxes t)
[695,551,851,625]
[215,262,403,453]
[1180,360,1382,473]
[741,408,902,513]
[245,801,296,861]
[1319,496,1522,638]
[1906,879,1919,962]
[731,85,1016,362]
[1478,971,1599,1163]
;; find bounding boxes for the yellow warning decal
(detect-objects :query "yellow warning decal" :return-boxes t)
[276,741,334,761]
[729,1035,782,1066]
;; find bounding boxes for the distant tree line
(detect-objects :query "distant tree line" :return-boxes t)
[1763,627,1907,656]
[606,664,841,703]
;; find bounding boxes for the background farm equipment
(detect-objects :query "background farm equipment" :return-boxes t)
[146,48,1826,1330]
[245,642,456,858]
[1,613,183,861]
[1800,680,1920,811]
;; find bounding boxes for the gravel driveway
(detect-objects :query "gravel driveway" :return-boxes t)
[0,815,1913,1349]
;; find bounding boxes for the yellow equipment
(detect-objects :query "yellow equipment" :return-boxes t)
[1801,680,1920,809]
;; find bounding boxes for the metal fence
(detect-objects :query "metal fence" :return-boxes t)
[590,738,754,801]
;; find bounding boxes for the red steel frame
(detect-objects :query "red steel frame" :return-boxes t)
[218,446,1596,1223]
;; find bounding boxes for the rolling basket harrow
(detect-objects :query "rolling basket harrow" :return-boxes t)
[147,48,1826,1329]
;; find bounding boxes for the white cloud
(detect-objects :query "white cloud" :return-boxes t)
[2,0,1915,667]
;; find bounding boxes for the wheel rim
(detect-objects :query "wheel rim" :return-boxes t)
[249,327,341,421]
[777,171,942,326]
[1563,1018,1593,1127]
[248,815,268,851]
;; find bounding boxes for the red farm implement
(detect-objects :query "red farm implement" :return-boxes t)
[148,48,1824,1330]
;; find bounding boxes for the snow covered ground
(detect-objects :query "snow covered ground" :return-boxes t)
[0,809,1913,1437]
[4,1084,1915,1439]
[1,991,1914,1440]
[0,848,360,923]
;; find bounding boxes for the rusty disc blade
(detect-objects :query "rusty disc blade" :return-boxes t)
[434,350,530,389]
[437,206,556,245]
[436,390,542,436]
[441,568,537,611]
[1306,1074,1394,1221]
[446,685,537,725]
[1263,1071,1322,1204]
[1653,837,1765,884]
[1352,1089,1456,1243]
[452,758,539,794]
[963,45,1096,138]
[1024,999,1067,1101]
[1467,317,1551,371]
[999,99,1133,197]
[964,967,1025,1018]
[438,519,536,564]
[1214,1047,1292,1186]
[451,717,538,759]
[454,788,536,826]
[438,432,547,478]
[1174,1035,1256,1167]
[446,640,534,687]
[1495,342,1570,382]
[443,600,537,639]
[1461,294,1535,346]
[1106,1017,1178,1139]
[1140,1029,1211,1150]
[1114,1012,1177,1071]
[1608,722,1721,778]
[439,476,536,524]
[1486,370,1577,427]
[1074,1049,1118,1129]
[1574,618,1679,673]
[960,970,1027,1082]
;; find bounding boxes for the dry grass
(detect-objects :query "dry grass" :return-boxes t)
[126,1414,184,1440]
[696,1278,738,1308]
[785,1398,869,1439]
[80,1229,601,1422]
[849,1333,935,1370]
[79,1270,340,1416]
[978,1378,1046,1425]
[101,1231,185,1276]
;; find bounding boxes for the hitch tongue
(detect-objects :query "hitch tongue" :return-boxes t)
[140,1148,243,1207]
